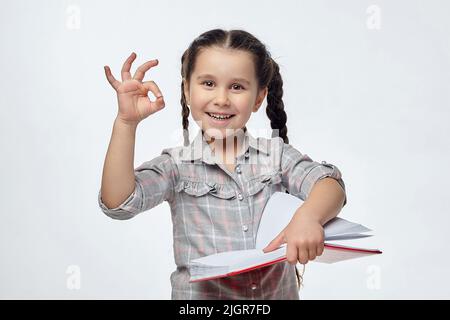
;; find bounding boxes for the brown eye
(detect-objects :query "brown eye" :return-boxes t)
[232,84,244,90]
[202,81,214,87]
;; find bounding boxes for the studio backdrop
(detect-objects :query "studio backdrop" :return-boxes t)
[1,0,449,299]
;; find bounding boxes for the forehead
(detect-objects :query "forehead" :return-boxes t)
[193,47,256,80]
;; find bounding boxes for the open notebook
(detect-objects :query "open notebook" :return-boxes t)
[188,191,382,283]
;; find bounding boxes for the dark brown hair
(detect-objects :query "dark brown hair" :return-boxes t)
[180,28,289,146]
[179,28,306,290]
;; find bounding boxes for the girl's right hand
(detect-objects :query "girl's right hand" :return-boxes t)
[104,52,166,125]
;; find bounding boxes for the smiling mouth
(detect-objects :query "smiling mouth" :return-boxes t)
[206,112,236,120]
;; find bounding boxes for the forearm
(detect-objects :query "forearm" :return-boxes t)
[100,117,138,208]
[294,178,346,226]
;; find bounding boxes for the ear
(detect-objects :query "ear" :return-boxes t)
[183,78,190,105]
[253,87,268,112]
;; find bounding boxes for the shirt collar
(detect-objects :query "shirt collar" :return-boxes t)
[180,126,270,164]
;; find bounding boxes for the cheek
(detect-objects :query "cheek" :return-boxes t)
[234,99,255,116]
[236,111,252,125]
[190,108,205,122]
[234,93,255,108]
[190,87,210,103]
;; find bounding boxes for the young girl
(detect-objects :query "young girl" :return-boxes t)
[98,29,347,300]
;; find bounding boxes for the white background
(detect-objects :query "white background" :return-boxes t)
[1,0,449,299]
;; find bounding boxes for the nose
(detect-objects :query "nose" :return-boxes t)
[213,87,230,107]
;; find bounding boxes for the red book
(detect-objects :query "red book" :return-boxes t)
[189,192,382,283]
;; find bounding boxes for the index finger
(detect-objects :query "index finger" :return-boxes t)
[263,232,286,253]
[133,59,159,82]
[121,52,137,82]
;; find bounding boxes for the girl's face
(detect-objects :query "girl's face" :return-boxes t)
[184,47,267,141]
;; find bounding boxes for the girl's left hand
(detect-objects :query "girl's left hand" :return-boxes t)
[262,210,325,265]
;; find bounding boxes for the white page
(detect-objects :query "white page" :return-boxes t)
[190,249,261,267]
[324,218,372,238]
[255,192,373,249]
[325,233,373,241]
[232,246,287,271]
[255,192,303,249]
[325,234,381,251]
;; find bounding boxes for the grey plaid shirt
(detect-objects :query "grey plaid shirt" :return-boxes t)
[98,127,347,300]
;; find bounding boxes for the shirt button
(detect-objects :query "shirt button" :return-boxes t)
[236,165,241,174]
[321,161,334,169]
[237,193,243,201]
[242,225,248,232]
[244,152,249,159]
[250,283,258,290]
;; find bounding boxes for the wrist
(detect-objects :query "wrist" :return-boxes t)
[293,207,323,225]
[114,117,139,130]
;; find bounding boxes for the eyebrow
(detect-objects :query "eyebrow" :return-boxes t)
[196,74,251,85]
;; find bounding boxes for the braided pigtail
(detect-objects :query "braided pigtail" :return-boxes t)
[180,50,191,147]
[266,58,289,144]
[181,79,190,147]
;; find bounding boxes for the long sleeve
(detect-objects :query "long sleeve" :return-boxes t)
[98,151,179,220]
[280,142,347,207]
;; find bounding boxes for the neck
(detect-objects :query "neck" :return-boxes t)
[204,127,247,161]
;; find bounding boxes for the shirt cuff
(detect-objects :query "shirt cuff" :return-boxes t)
[302,161,347,207]
[97,183,141,220]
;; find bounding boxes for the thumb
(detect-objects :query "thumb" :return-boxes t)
[142,80,164,100]
[263,231,286,253]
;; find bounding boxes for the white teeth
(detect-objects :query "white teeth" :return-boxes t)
[208,113,233,120]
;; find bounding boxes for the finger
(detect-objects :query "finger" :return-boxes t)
[150,94,165,112]
[317,243,324,256]
[142,80,164,100]
[263,227,287,253]
[121,52,137,82]
[308,247,317,261]
[142,81,165,111]
[133,59,159,82]
[298,248,309,265]
[286,243,298,265]
[263,232,285,253]
[263,236,284,253]
[104,66,121,91]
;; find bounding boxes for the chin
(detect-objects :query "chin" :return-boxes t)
[203,126,241,140]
